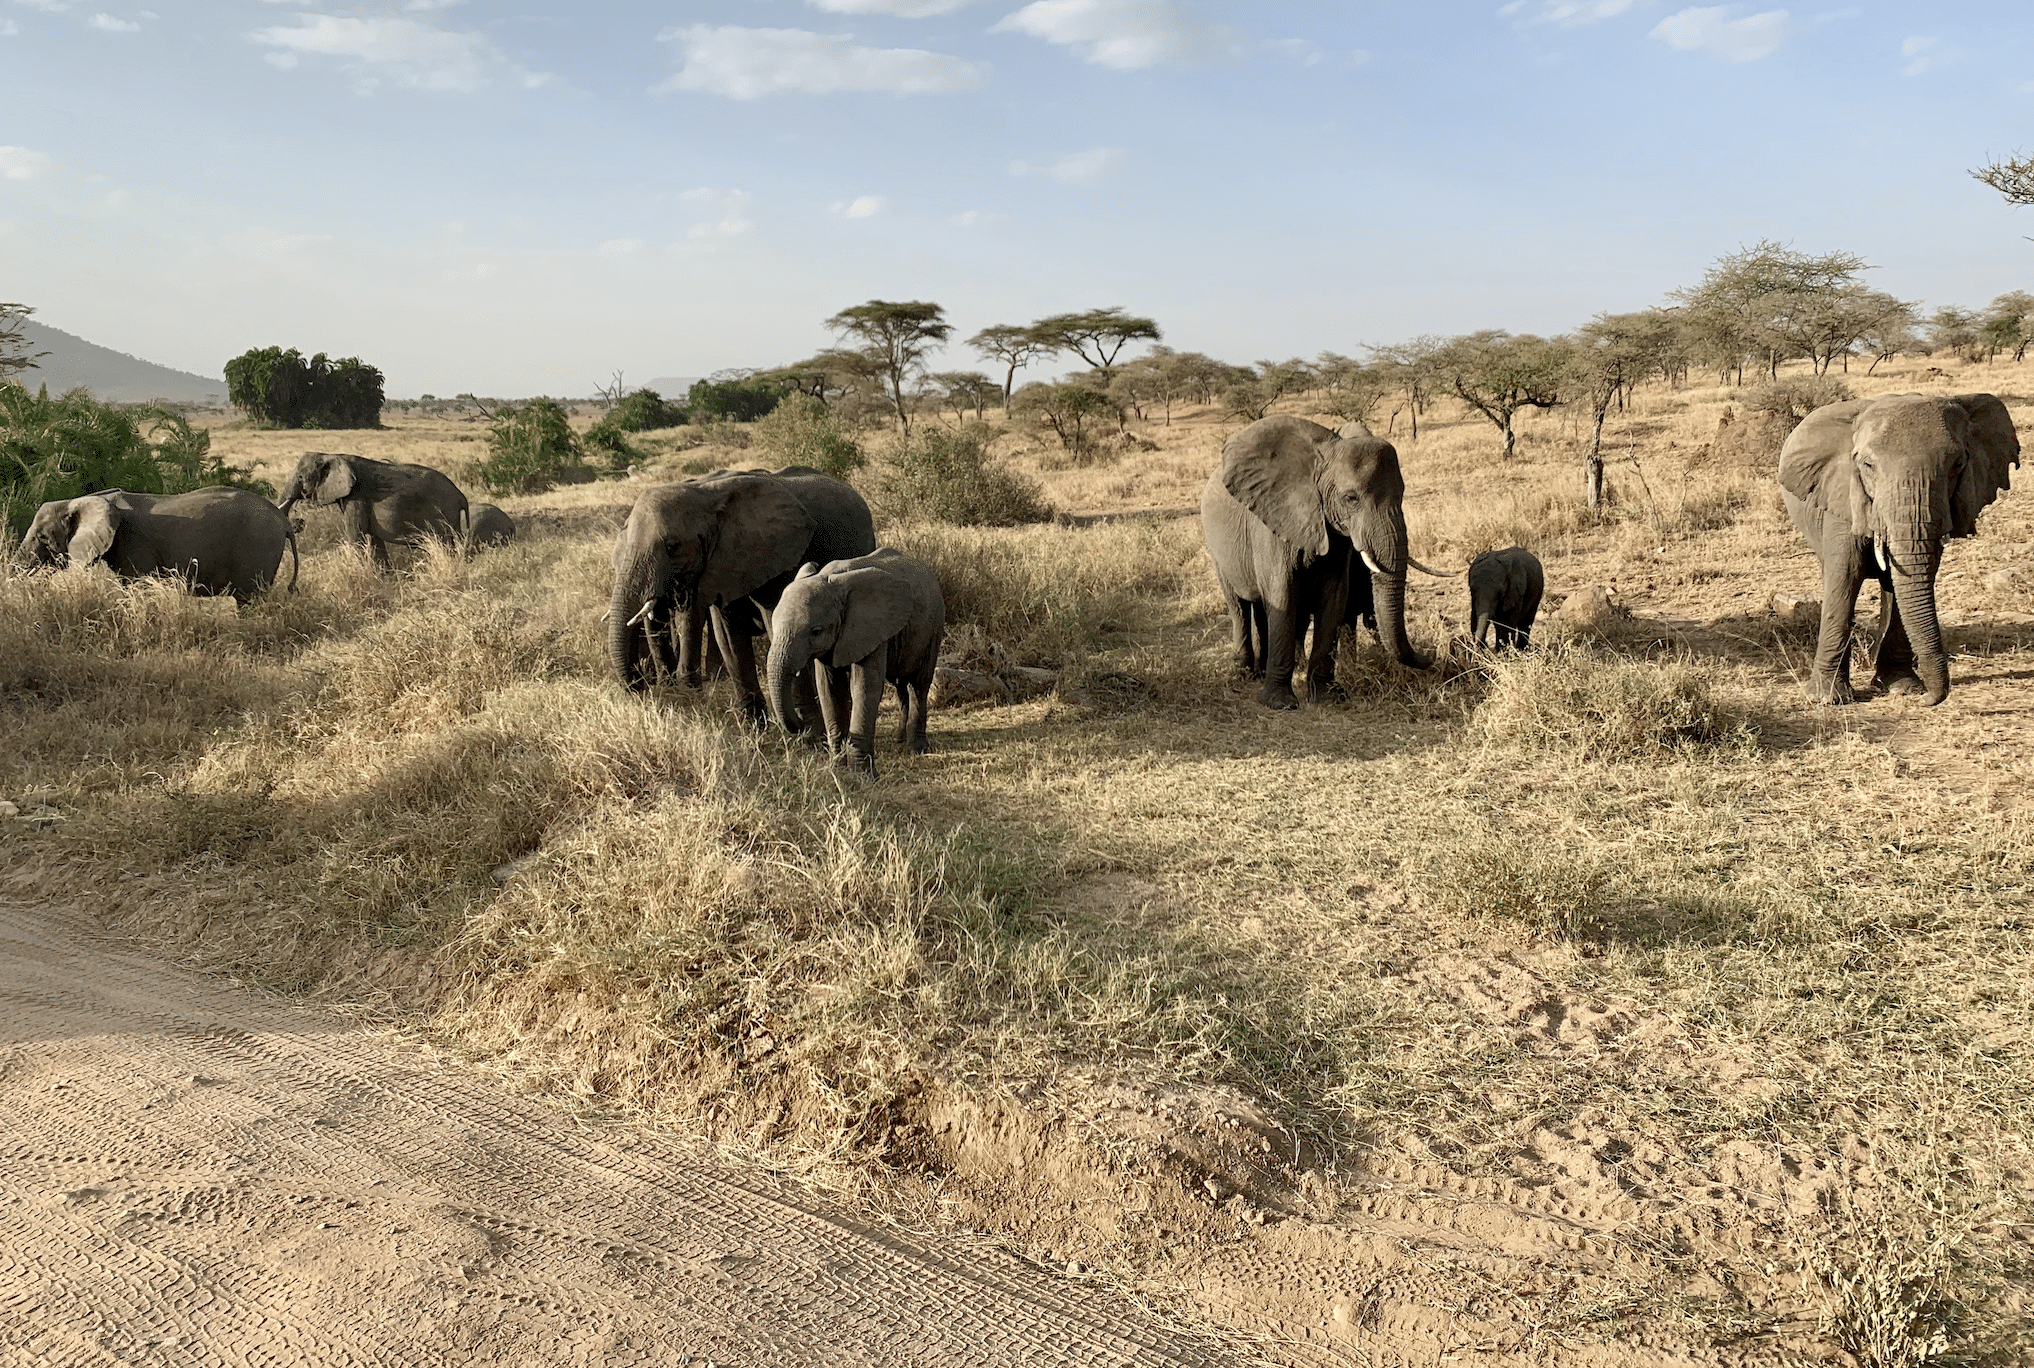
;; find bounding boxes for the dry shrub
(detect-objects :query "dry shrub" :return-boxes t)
[1410,835,1620,938]
[1469,643,1759,760]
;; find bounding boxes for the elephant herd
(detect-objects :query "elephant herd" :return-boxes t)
[14,451,518,603]
[11,391,2022,772]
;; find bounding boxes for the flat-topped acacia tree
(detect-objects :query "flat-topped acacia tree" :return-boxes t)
[1026,307,1161,381]
[825,300,951,436]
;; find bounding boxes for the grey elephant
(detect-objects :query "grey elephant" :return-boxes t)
[276,450,469,567]
[1780,393,2019,706]
[765,549,945,773]
[17,487,298,604]
[1468,546,1544,650]
[608,466,877,724]
[1200,415,1442,709]
[466,503,515,550]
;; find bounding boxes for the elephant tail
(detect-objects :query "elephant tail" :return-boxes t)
[285,529,300,594]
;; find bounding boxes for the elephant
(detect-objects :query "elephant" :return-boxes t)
[765,549,946,773]
[608,466,877,724]
[466,503,515,550]
[276,450,469,568]
[16,486,298,604]
[1779,392,2019,706]
[1468,546,1544,650]
[1200,415,1442,709]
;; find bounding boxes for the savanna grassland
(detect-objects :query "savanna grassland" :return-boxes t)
[4,355,2032,1367]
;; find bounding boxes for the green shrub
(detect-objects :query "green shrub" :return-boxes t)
[687,371,786,423]
[607,388,687,432]
[0,382,269,535]
[470,399,593,496]
[582,417,640,476]
[872,422,1051,527]
[224,347,383,429]
[751,393,863,479]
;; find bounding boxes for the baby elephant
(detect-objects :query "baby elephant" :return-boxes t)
[18,487,297,604]
[466,503,516,550]
[765,549,945,774]
[1468,546,1544,650]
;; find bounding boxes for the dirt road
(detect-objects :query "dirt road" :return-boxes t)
[0,902,1243,1367]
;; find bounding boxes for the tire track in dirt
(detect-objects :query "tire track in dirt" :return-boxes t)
[0,902,1246,1368]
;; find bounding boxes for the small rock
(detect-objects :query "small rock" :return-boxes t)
[1006,666,1058,700]
[930,666,1010,710]
[1984,567,2027,596]
[1555,584,1622,629]
[0,801,16,820]
[1770,592,1821,626]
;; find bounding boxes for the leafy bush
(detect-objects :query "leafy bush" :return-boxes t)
[751,393,863,479]
[687,371,786,423]
[1,382,269,535]
[224,347,384,429]
[871,422,1051,527]
[469,399,592,496]
[607,388,687,432]
[582,417,641,476]
[1015,383,1117,466]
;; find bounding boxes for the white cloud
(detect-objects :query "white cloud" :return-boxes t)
[811,0,970,15]
[658,25,986,97]
[992,0,1245,69]
[88,12,138,30]
[0,19,17,34]
[1501,0,1634,25]
[951,209,1003,227]
[683,187,753,240]
[1649,7,1796,62]
[11,1,72,11]
[0,146,49,179]
[251,15,545,93]
[1900,34,1958,76]
[1010,146,1125,184]
[597,237,645,255]
[834,194,886,218]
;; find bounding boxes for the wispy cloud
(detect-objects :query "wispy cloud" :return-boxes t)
[1010,146,1125,184]
[88,12,139,31]
[1499,0,1634,26]
[658,25,986,97]
[1649,7,1797,62]
[683,187,754,241]
[0,19,18,35]
[832,194,887,218]
[811,0,971,14]
[0,146,49,179]
[11,1,73,12]
[251,15,547,93]
[993,0,1245,70]
[1899,35,1958,76]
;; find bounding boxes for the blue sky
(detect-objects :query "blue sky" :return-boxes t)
[2,1,2031,396]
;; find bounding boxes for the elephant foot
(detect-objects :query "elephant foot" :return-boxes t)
[1306,679,1347,705]
[837,746,876,775]
[909,737,930,755]
[1805,671,1857,706]
[1872,670,1924,697]
[1258,683,1300,711]
[732,699,770,729]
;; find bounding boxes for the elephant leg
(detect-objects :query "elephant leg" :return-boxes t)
[1807,542,1867,704]
[893,679,913,743]
[1225,591,1256,677]
[676,603,709,687]
[1258,599,1301,710]
[906,668,934,754]
[711,607,768,726]
[791,666,826,737]
[1248,599,1269,677]
[1305,573,1348,703]
[1869,576,1924,695]
[842,646,888,772]
[1471,611,1491,650]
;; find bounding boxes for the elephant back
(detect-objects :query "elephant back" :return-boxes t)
[779,469,876,564]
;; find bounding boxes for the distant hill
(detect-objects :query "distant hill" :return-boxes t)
[11,320,227,405]
[644,377,700,401]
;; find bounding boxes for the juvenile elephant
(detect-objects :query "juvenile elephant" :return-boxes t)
[765,549,945,773]
[466,503,515,550]
[608,466,876,723]
[1201,415,1440,709]
[1468,546,1544,650]
[276,450,469,567]
[1780,393,2019,706]
[17,487,297,604]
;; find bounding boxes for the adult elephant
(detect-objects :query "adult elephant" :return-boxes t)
[17,487,297,604]
[276,451,469,567]
[1201,416,1439,709]
[1779,392,2019,706]
[608,466,877,722]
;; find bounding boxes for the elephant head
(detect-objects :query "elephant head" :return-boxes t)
[1781,392,2019,705]
[765,555,915,733]
[275,451,358,518]
[1223,419,1430,669]
[608,474,819,692]
[17,494,123,569]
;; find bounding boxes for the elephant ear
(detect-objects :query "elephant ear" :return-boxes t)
[1221,425,1330,557]
[830,567,914,669]
[1777,398,1872,506]
[66,495,119,566]
[696,479,818,607]
[1950,393,2021,537]
[315,455,355,504]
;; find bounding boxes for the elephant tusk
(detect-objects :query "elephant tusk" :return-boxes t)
[626,600,657,628]
[1360,550,1390,577]
[1873,534,1890,574]
[1407,556,1461,579]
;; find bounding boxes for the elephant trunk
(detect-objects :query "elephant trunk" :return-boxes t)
[1889,526,1948,706]
[1357,512,1430,671]
[766,641,808,734]
[609,569,659,693]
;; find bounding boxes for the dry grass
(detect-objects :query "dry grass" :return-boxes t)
[10,354,2034,1361]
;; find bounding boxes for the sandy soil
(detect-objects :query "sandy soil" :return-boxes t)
[0,899,1246,1368]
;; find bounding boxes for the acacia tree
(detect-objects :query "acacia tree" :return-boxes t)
[1926,306,1982,361]
[1366,336,1446,439]
[825,299,951,435]
[966,323,1059,410]
[1017,382,1115,462]
[1982,291,2034,362]
[1671,241,1870,384]
[1027,307,1161,379]
[1437,331,1571,461]
[1314,351,1392,426]
[0,303,48,381]
[1973,154,2034,206]
[1571,312,1677,508]
[926,371,998,422]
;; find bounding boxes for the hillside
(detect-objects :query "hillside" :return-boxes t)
[12,320,226,405]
